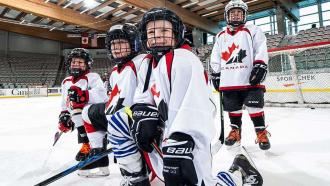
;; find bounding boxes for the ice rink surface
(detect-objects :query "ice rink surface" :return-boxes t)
[1,96,330,186]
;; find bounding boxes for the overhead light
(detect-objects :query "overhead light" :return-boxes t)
[19,20,25,24]
[44,0,50,3]
[80,8,90,14]
[182,1,198,8]
[49,27,56,31]
[84,0,98,9]
[202,11,218,17]
[63,1,73,9]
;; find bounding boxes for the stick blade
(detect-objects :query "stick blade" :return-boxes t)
[53,131,63,146]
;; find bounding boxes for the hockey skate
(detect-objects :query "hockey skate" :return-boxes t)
[75,143,91,161]
[229,154,263,186]
[119,168,150,186]
[225,128,241,148]
[77,148,110,178]
[255,129,271,150]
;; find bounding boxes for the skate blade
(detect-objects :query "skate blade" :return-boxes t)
[77,167,110,178]
[226,142,241,150]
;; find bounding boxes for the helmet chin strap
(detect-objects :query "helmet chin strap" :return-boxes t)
[149,46,173,62]
[70,68,85,78]
[228,20,244,31]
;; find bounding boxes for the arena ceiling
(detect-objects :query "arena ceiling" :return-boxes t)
[0,0,302,45]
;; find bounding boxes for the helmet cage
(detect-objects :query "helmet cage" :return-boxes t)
[140,8,185,59]
[225,0,248,27]
[105,24,138,65]
[66,48,93,77]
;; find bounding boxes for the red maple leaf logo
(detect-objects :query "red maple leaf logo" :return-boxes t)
[151,84,160,98]
[221,43,239,61]
[105,84,121,108]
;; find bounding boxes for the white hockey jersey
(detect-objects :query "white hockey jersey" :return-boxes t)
[105,54,145,114]
[61,71,108,113]
[210,24,269,91]
[134,45,217,185]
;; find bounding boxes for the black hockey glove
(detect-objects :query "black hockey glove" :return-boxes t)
[68,86,89,109]
[162,132,198,186]
[249,63,268,86]
[211,72,220,92]
[130,104,162,152]
[58,111,74,133]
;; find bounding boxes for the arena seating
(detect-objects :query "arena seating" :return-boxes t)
[194,26,330,73]
[1,26,330,88]
[92,58,112,77]
[266,33,284,49]
[0,53,60,88]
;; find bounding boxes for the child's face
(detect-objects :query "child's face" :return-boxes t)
[70,58,86,71]
[228,8,244,23]
[110,39,131,59]
[146,20,176,48]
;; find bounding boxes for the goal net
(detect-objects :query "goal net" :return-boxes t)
[265,41,330,107]
[27,85,49,97]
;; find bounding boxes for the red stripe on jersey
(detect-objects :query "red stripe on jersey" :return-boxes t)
[229,112,243,117]
[112,61,137,77]
[180,43,192,51]
[83,121,96,133]
[110,66,118,75]
[62,77,72,85]
[220,85,265,91]
[165,51,174,87]
[249,111,264,118]
[253,60,265,65]
[226,25,251,37]
[164,44,193,91]
[72,70,89,84]
[217,30,225,38]
[85,90,89,102]
[204,71,208,84]
[62,73,89,85]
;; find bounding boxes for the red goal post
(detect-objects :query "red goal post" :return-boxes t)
[265,41,330,108]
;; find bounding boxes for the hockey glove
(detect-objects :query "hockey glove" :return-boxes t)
[249,63,268,86]
[58,111,74,133]
[68,86,89,110]
[130,104,162,153]
[162,132,198,186]
[211,72,220,92]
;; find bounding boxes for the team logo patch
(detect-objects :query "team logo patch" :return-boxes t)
[221,43,247,64]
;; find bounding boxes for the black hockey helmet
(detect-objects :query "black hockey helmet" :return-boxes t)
[140,8,186,59]
[105,23,139,65]
[66,48,93,77]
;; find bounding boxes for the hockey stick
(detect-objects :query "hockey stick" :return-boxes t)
[42,131,64,168]
[152,142,163,158]
[35,148,113,186]
[211,91,225,155]
[52,131,63,146]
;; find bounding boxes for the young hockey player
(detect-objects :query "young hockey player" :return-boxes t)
[210,0,271,150]
[57,48,108,174]
[127,7,264,186]
[81,23,150,183]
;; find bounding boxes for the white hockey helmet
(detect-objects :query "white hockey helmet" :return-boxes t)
[224,0,248,27]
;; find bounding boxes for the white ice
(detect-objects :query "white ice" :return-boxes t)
[0,96,330,186]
